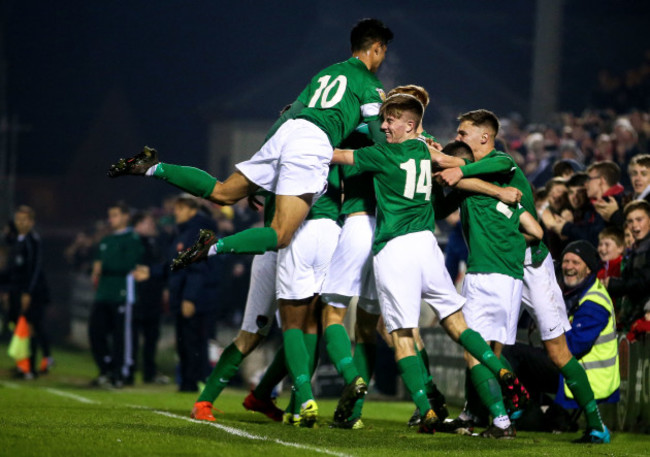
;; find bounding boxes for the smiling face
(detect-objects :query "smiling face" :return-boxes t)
[568,185,587,209]
[562,252,591,287]
[626,208,650,242]
[598,236,624,262]
[381,112,414,144]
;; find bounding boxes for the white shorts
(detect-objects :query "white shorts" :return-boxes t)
[321,215,378,309]
[276,218,341,300]
[240,251,278,336]
[236,119,332,197]
[374,231,465,333]
[462,272,523,345]
[521,250,571,341]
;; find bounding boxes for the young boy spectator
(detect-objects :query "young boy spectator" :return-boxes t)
[628,154,650,203]
[597,227,625,280]
[606,200,650,330]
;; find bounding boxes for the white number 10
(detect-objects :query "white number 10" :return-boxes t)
[400,159,432,200]
[308,75,348,108]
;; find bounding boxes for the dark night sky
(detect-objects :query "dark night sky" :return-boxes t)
[5,1,650,183]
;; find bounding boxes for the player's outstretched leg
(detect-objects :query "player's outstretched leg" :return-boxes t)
[107,146,159,177]
[171,229,217,271]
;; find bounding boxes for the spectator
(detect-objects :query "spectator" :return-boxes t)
[596,227,624,281]
[628,153,650,202]
[552,159,582,180]
[540,177,572,258]
[607,200,650,331]
[167,194,220,392]
[129,211,168,385]
[613,117,642,189]
[2,206,51,378]
[500,240,618,443]
[89,201,144,388]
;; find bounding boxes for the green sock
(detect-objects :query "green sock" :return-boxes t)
[458,329,504,376]
[253,344,287,400]
[197,343,244,403]
[283,329,313,405]
[324,324,359,384]
[470,364,508,419]
[397,356,431,416]
[153,163,217,199]
[416,346,435,396]
[351,342,376,419]
[561,357,604,431]
[216,227,278,255]
[303,333,319,376]
[499,354,513,372]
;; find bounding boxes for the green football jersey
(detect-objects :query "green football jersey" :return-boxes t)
[94,229,144,304]
[459,193,526,279]
[308,165,343,224]
[460,149,549,264]
[353,137,435,254]
[297,57,385,148]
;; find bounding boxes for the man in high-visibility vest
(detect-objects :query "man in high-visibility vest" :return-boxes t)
[502,240,617,443]
[558,240,618,443]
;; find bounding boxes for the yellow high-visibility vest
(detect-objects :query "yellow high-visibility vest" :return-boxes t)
[564,279,620,400]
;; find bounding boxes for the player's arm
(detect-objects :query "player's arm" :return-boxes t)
[428,147,465,169]
[366,118,387,144]
[455,178,522,205]
[437,155,516,188]
[332,148,356,166]
[519,210,544,241]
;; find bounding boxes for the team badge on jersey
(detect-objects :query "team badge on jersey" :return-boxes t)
[376,88,386,102]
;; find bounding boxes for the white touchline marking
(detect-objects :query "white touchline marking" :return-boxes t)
[152,410,354,457]
[43,388,99,404]
[33,388,354,457]
[0,381,21,389]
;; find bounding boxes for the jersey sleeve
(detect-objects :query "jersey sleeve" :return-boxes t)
[358,81,384,123]
[354,145,386,173]
[460,155,515,178]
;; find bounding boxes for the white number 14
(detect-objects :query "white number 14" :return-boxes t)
[400,159,431,200]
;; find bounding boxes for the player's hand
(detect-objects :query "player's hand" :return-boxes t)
[247,195,264,212]
[424,136,442,151]
[132,265,150,282]
[434,167,463,187]
[593,196,619,221]
[181,300,195,318]
[496,187,522,205]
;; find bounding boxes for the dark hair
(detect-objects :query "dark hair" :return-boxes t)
[131,210,154,228]
[15,205,35,220]
[598,226,624,246]
[457,109,500,136]
[174,193,200,210]
[380,94,423,126]
[624,199,650,219]
[586,161,621,187]
[544,177,567,194]
[442,141,474,161]
[350,18,393,52]
[109,200,130,215]
[552,159,575,177]
[566,171,589,188]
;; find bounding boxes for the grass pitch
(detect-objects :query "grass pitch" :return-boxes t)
[1,344,648,457]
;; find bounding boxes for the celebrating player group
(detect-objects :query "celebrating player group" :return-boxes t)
[107,18,610,444]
